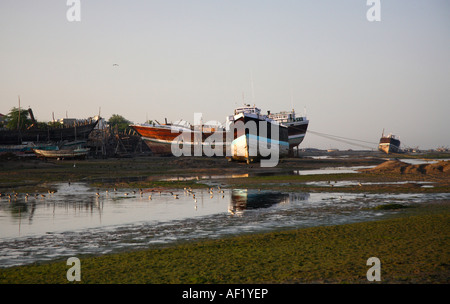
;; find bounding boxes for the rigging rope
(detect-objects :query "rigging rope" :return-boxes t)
[307,130,378,150]
[307,130,443,162]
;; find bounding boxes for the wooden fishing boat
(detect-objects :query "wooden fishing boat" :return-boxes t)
[130,121,228,156]
[33,147,90,159]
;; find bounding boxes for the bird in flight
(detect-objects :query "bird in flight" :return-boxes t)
[113,63,119,67]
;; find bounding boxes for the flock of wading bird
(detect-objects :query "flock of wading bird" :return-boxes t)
[0,183,227,208]
[93,185,226,203]
[0,189,56,202]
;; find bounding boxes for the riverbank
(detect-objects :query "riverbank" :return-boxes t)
[1,201,448,283]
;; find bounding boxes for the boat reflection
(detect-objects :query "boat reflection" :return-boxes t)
[228,189,309,216]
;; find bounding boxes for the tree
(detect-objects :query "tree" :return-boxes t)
[5,107,33,130]
[108,114,132,132]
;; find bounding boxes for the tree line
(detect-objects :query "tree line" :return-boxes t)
[0,108,137,132]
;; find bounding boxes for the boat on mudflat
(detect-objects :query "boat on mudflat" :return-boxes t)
[227,105,289,164]
[378,130,401,154]
[130,121,226,156]
[131,105,290,164]
[33,147,90,160]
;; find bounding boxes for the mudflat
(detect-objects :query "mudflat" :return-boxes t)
[0,151,448,284]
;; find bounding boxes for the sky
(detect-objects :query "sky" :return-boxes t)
[1,0,449,150]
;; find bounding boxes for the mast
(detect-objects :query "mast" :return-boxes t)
[17,95,21,130]
[250,70,255,104]
[290,88,294,112]
[17,95,22,143]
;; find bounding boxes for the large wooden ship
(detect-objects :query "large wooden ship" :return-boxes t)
[130,121,226,156]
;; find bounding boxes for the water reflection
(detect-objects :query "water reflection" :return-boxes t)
[228,189,309,216]
[0,181,449,268]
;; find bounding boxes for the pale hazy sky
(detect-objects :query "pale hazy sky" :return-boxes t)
[1,1,449,150]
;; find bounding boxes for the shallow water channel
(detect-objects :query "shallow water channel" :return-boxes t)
[1,178,449,268]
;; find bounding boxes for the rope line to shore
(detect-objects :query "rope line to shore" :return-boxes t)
[307,130,378,150]
[306,130,445,162]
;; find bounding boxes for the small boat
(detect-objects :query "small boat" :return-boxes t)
[0,142,58,156]
[33,147,90,159]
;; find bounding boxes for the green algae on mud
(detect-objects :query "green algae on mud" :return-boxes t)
[1,202,448,284]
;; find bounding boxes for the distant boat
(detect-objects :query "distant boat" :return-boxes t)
[33,147,90,160]
[378,130,401,154]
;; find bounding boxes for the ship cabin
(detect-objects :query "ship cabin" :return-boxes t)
[234,105,261,116]
[268,110,305,123]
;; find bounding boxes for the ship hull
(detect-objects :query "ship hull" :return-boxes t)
[131,125,182,155]
[285,121,309,149]
[229,114,289,163]
[131,124,228,156]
